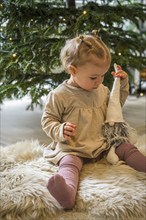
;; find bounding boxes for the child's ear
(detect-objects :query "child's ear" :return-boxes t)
[68,65,77,76]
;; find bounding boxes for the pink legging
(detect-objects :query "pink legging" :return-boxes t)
[47,143,146,209]
[47,155,83,209]
[115,143,146,172]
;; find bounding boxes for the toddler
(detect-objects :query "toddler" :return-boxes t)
[41,32,146,209]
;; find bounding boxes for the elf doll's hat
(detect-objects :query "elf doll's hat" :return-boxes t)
[105,64,125,125]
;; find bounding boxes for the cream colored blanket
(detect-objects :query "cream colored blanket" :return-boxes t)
[0,135,146,220]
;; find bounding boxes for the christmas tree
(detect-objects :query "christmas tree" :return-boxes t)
[0,0,146,108]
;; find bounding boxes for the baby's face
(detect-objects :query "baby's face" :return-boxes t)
[73,56,110,91]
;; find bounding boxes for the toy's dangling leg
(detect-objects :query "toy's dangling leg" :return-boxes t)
[106,146,119,164]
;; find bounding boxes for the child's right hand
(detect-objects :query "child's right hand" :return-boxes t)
[63,122,77,141]
[111,65,127,80]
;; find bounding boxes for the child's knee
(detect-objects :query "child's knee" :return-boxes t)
[59,155,83,171]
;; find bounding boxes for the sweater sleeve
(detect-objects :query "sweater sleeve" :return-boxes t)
[120,77,129,106]
[41,91,66,142]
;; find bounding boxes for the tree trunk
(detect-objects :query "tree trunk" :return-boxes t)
[66,0,76,8]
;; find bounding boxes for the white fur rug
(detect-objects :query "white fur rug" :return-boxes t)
[0,135,146,220]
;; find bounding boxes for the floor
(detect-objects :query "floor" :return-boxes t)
[1,95,145,146]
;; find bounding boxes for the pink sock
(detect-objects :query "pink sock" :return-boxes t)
[116,143,146,173]
[47,155,83,209]
[47,174,75,209]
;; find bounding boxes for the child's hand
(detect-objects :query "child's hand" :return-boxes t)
[63,122,76,141]
[111,65,127,80]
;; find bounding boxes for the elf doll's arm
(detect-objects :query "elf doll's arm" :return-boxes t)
[112,64,129,106]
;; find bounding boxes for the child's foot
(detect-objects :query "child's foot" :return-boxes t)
[47,174,75,209]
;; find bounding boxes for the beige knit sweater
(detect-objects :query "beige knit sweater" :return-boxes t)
[41,79,129,164]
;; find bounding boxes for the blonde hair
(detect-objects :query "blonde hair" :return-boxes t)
[60,32,111,72]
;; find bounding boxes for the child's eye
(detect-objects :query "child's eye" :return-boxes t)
[90,77,97,80]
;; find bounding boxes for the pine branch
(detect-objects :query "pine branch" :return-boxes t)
[0,0,146,107]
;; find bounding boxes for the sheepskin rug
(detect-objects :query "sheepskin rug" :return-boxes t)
[0,135,146,220]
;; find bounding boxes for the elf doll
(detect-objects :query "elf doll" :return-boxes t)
[102,64,137,164]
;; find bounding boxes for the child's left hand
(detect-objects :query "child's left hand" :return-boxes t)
[111,65,127,80]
